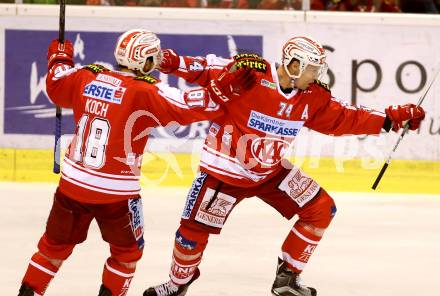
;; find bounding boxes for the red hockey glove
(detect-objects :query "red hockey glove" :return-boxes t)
[208,67,257,103]
[159,49,180,74]
[47,39,74,71]
[385,104,425,132]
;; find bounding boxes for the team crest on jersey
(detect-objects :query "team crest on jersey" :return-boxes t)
[247,110,304,138]
[134,75,158,84]
[83,80,126,104]
[314,80,331,92]
[251,137,290,166]
[233,53,268,73]
[84,64,108,73]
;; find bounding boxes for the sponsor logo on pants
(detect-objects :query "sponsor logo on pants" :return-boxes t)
[195,188,236,228]
[128,198,144,249]
[182,172,208,219]
[278,167,320,207]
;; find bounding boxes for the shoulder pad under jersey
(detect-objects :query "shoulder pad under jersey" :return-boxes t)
[314,80,331,93]
[232,53,268,73]
[134,75,159,84]
[83,64,109,73]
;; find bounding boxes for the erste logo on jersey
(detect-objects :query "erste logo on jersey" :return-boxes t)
[247,110,304,137]
[83,80,126,104]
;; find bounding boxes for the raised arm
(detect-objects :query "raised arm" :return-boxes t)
[45,39,81,109]
[143,66,256,126]
[159,49,232,86]
[305,84,425,136]
[305,96,386,136]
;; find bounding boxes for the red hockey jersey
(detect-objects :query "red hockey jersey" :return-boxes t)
[172,54,386,187]
[46,63,223,203]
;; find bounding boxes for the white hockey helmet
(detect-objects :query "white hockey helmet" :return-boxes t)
[114,29,161,75]
[282,36,327,80]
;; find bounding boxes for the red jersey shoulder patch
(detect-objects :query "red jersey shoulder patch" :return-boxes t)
[313,80,331,93]
[83,64,109,74]
[232,53,268,73]
[134,75,159,84]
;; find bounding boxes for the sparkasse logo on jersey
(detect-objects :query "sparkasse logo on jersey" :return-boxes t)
[83,80,126,104]
[247,110,304,137]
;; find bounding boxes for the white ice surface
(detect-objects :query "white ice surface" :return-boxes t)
[1,182,439,296]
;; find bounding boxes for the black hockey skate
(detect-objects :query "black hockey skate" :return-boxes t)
[97,284,112,296]
[143,268,200,296]
[18,284,34,296]
[271,258,317,296]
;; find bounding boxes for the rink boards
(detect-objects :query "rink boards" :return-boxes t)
[0,148,439,194]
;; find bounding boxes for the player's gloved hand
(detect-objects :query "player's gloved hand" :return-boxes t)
[385,104,425,132]
[208,67,257,103]
[47,39,74,71]
[159,49,180,73]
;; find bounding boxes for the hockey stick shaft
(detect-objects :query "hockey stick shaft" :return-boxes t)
[53,0,65,174]
[372,66,440,189]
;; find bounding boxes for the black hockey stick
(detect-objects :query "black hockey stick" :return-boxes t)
[53,0,66,174]
[372,66,440,190]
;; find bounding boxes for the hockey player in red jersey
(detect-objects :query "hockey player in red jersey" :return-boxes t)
[17,29,256,296]
[144,36,425,296]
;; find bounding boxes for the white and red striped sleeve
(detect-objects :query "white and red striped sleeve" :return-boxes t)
[173,54,232,86]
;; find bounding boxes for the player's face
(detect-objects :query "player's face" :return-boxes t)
[294,64,320,90]
[143,59,154,74]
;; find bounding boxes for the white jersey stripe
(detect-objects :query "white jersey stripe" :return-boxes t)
[63,158,139,180]
[200,161,245,180]
[200,149,273,182]
[203,145,274,176]
[61,174,141,195]
[156,82,190,109]
[203,145,242,165]
[205,54,232,67]
[371,110,386,117]
[62,161,141,192]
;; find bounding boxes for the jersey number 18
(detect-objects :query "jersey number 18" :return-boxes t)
[72,114,110,169]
